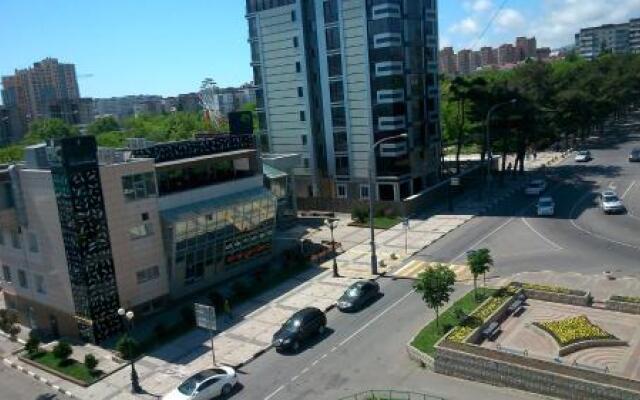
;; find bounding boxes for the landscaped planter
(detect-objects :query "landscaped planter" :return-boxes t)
[510,282,591,306]
[605,296,640,314]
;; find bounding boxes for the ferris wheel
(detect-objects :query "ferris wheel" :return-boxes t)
[198,78,221,130]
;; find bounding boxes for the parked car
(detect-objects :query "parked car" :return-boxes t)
[337,280,380,312]
[575,150,592,162]
[272,307,327,352]
[600,191,625,214]
[629,148,640,162]
[537,196,555,216]
[163,367,237,400]
[525,179,547,196]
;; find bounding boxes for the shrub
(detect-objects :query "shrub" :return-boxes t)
[84,354,99,372]
[53,341,73,361]
[24,332,41,355]
[180,306,196,327]
[116,335,140,360]
[0,309,19,336]
[351,206,368,223]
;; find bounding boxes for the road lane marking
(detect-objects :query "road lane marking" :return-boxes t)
[291,375,299,382]
[338,289,415,347]
[264,385,285,400]
[311,360,319,366]
[622,180,636,199]
[451,217,515,263]
[301,367,309,374]
[520,217,563,250]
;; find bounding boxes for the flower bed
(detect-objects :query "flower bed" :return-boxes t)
[517,282,586,296]
[533,315,616,347]
[610,295,640,304]
[446,289,515,343]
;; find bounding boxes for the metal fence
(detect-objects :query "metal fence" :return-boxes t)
[338,390,446,400]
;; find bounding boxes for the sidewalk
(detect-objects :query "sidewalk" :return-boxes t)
[0,149,566,400]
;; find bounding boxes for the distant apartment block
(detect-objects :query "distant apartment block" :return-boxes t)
[536,47,551,61]
[439,47,457,75]
[516,36,537,61]
[0,134,276,343]
[248,0,442,204]
[456,49,472,76]
[498,44,516,65]
[575,18,640,60]
[1,58,90,142]
[480,46,497,66]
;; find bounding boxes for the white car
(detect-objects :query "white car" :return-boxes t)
[525,180,547,196]
[575,150,592,162]
[537,196,555,216]
[163,367,238,400]
[600,191,625,214]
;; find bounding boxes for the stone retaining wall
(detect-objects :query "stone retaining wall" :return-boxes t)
[406,343,434,370]
[558,339,629,357]
[434,341,640,400]
[513,284,591,306]
[605,299,640,315]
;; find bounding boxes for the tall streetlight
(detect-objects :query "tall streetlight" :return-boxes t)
[117,308,142,394]
[324,218,339,277]
[485,99,517,202]
[368,133,408,275]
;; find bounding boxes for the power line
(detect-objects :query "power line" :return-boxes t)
[469,0,511,49]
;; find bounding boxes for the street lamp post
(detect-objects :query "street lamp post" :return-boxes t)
[117,308,142,394]
[324,218,340,277]
[368,133,408,276]
[485,99,517,203]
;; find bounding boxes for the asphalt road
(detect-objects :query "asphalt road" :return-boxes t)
[420,118,640,279]
[234,278,545,400]
[0,361,71,400]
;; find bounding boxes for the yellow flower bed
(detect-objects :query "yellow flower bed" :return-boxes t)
[448,326,474,343]
[534,315,615,347]
[446,290,513,343]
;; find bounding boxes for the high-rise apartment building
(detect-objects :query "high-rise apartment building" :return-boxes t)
[480,46,496,66]
[515,36,537,61]
[470,51,482,72]
[575,19,640,60]
[456,49,472,75]
[498,44,516,64]
[536,47,551,61]
[248,0,441,203]
[439,47,457,75]
[0,134,276,343]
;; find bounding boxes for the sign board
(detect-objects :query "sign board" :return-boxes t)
[195,303,217,331]
[450,177,461,186]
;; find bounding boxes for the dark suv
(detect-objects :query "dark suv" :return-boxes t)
[272,307,327,352]
[629,148,640,162]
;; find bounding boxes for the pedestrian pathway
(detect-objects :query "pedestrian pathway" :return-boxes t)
[393,260,473,281]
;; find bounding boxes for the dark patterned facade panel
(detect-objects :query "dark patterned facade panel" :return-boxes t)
[132,134,255,163]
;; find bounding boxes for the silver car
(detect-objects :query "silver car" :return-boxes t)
[600,191,625,214]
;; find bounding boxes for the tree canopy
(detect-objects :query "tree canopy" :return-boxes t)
[414,264,456,331]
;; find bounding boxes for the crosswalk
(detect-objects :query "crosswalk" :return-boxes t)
[393,260,473,281]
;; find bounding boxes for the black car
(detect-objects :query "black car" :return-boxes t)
[630,148,640,162]
[337,280,380,312]
[272,307,327,352]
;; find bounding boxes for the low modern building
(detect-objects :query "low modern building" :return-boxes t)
[0,134,276,343]
[575,19,640,60]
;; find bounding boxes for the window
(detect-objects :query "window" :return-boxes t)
[372,3,402,20]
[333,130,348,152]
[10,230,20,249]
[378,115,406,131]
[0,230,4,245]
[297,87,304,97]
[18,269,27,289]
[299,111,306,121]
[28,233,38,253]
[137,266,160,284]
[360,185,370,200]
[323,0,339,23]
[302,135,308,145]
[327,54,342,77]
[293,36,299,48]
[373,33,402,48]
[331,106,346,128]
[303,158,310,168]
[336,157,349,176]
[377,89,405,104]
[336,183,347,199]
[35,274,45,294]
[291,10,296,21]
[185,262,204,284]
[325,27,341,51]
[122,172,157,202]
[130,222,154,240]
[2,265,11,283]
[295,61,302,73]
[142,212,150,221]
[375,62,403,77]
[329,81,344,103]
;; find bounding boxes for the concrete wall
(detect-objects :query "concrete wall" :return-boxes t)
[605,299,640,315]
[435,341,640,400]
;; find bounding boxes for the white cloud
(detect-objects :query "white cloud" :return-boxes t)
[494,8,526,32]
[449,17,480,35]
[471,0,493,12]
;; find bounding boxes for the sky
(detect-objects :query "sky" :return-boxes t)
[1,0,640,99]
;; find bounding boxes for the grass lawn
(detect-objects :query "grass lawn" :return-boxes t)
[411,287,496,355]
[350,216,402,230]
[28,351,101,384]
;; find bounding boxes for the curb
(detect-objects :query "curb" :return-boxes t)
[0,330,26,344]
[2,357,76,398]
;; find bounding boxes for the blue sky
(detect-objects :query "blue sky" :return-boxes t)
[2,0,639,99]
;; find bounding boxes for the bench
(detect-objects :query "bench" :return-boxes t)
[482,322,500,340]
[508,299,524,315]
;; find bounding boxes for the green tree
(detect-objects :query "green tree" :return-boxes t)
[87,116,119,136]
[24,332,41,355]
[414,264,456,332]
[467,248,493,300]
[116,335,140,361]
[52,341,73,361]
[0,309,20,340]
[24,118,78,144]
[84,353,99,373]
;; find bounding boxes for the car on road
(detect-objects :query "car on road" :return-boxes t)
[272,307,327,352]
[575,150,592,162]
[525,179,547,196]
[537,196,555,216]
[337,280,380,312]
[163,367,238,400]
[629,148,640,162]
[600,191,625,214]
